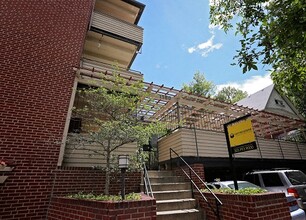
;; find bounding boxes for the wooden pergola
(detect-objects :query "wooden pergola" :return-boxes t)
[76,66,306,140]
[138,83,305,140]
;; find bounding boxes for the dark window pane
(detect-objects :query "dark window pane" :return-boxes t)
[285,171,306,185]
[68,117,82,133]
[262,173,283,187]
[245,174,260,186]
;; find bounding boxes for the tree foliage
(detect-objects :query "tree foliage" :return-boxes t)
[182,71,216,97]
[182,73,247,104]
[210,0,306,115]
[215,86,248,103]
[71,75,166,195]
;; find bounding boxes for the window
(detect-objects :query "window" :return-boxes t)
[68,117,82,133]
[275,99,285,107]
[262,173,283,187]
[244,174,261,186]
[285,171,306,185]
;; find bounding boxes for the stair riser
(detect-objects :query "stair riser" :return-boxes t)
[152,183,190,191]
[157,212,202,220]
[141,183,190,191]
[149,177,186,184]
[157,200,196,211]
[154,191,192,200]
[147,171,174,177]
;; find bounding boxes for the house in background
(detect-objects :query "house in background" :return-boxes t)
[236,84,305,141]
[236,84,304,121]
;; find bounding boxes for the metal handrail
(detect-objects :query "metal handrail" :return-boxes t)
[170,148,222,219]
[143,163,154,198]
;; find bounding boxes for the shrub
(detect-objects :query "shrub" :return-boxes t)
[66,192,141,201]
[202,187,267,195]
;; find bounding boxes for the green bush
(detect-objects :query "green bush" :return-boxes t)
[202,187,267,195]
[66,192,141,201]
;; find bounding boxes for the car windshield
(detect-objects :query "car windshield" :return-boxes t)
[228,182,260,189]
[285,171,306,185]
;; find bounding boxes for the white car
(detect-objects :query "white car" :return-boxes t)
[244,169,306,210]
[209,180,261,190]
[210,180,305,220]
[287,195,306,220]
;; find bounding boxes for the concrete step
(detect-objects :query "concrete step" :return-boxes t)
[156,198,197,211]
[153,190,192,200]
[147,170,174,177]
[157,209,202,220]
[141,182,190,191]
[149,176,186,184]
[153,182,190,191]
[143,170,205,220]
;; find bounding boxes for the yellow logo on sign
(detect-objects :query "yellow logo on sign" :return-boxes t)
[227,118,255,148]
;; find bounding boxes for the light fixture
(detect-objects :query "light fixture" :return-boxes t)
[118,155,129,200]
[118,155,129,169]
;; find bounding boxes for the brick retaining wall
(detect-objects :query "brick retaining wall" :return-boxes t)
[47,195,156,220]
[197,192,291,220]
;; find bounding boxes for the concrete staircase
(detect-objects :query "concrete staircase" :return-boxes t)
[145,170,204,220]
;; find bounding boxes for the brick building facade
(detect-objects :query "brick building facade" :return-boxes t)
[0,1,145,219]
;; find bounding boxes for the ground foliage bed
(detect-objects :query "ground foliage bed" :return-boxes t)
[202,187,267,195]
[66,192,141,201]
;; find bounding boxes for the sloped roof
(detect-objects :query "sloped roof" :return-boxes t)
[236,84,274,111]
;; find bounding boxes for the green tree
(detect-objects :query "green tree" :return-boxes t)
[72,76,166,195]
[182,71,216,97]
[210,0,306,115]
[215,86,248,103]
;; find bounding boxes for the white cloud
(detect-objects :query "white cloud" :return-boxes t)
[155,63,168,70]
[216,73,273,95]
[208,23,222,31]
[188,35,223,57]
[188,47,196,53]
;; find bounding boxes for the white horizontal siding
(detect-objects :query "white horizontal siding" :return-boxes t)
[92,11,143,44]
[279,140,302,159]
[158,128,306,161]
[63,141,137,167]
[158,130,183,162]
[80,59,143,81]
[297,142,306,159]
[181,129,228,157]
[256,138,283,159]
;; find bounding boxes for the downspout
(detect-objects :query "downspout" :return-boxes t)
[193,124,199,159]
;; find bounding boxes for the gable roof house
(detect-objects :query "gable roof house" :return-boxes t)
[237,84,305,141]
[236,84,304,121]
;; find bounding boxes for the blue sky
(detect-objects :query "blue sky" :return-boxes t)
[131,0,273,95]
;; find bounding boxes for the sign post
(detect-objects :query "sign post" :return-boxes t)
[223,114,257,190]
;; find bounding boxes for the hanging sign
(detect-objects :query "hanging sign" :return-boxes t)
[225,116,257,154]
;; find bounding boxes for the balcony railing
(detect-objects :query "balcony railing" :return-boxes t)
[91,11,143,46]
[158,128,306,162]
[79,58,143,82]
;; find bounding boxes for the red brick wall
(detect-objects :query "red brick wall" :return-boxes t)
[174,163,205,187]
[197,192,291,220]
[47,196,156,220]
[0,1,93,219]
[51,168,141,196]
